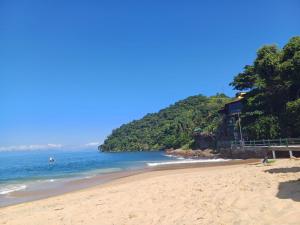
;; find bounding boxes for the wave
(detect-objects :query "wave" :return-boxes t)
[147,158,230,167]
[164,154,185,160]
[164,154,178,158]
[0,184,27,195]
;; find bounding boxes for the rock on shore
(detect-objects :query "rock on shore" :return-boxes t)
[165,148,219,159]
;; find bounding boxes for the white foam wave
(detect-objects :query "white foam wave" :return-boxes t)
[164,154,178,158]
[164,154,185,160]
[176,157,185,160]
[147,158,230,167]
[0,184,27,195]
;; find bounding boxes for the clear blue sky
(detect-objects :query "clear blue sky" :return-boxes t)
[1,0,299,149]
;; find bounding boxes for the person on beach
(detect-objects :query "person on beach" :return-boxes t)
[262,156,268,165]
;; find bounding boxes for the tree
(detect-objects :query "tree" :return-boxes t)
[100,94,231,151]
[230,36,300,139]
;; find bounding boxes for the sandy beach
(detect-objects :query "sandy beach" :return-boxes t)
[1,159,300,225]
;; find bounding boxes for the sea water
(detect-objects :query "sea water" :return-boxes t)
[0,149,229,206]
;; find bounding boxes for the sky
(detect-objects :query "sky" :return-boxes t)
[1,0,299,150]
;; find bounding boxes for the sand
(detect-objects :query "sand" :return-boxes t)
[1,159,300,225]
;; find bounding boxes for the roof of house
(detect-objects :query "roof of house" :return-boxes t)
[219,92,246,114]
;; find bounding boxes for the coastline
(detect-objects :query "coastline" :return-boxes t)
[1,159,300,225]
[0,159,255,208]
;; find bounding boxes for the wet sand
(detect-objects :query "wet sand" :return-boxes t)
[0,159,251,207]
[1,159,300,225]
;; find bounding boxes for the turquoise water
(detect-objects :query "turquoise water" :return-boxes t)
[0,149,170,194]
[0,149,228,202]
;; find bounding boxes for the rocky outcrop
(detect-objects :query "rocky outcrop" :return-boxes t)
[165,148,219,159]
[192,132,215,150]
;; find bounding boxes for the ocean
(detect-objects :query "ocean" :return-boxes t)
[0,149,228,206]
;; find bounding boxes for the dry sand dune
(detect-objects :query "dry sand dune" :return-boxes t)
[1,159,300,225]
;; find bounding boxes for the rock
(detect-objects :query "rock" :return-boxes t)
[193,132,215,150]
[165,148,219,159]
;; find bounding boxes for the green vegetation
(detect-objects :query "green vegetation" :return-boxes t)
[100,94,231,151]
[100,36,300,152]
[231,36,300,139]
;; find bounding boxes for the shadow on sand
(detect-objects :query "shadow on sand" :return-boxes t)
[265,167,300,174]
[265,167,300,202]
[276,180,300,202]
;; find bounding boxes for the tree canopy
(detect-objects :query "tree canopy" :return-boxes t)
[100,94,231,151]
[230,36,300,139]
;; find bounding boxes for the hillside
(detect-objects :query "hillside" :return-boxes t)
[99,94,231,151]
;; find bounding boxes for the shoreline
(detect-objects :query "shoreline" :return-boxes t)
[0,159,257,208]
[0,159,300,225]
[1,159,300,225]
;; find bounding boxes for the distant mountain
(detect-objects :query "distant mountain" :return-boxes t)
[99,94,231,152]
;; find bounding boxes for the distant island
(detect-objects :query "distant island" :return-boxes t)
[100,36,300,152]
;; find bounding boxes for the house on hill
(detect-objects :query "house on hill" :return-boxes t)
[218,93,246,141]
[192,93,246,150]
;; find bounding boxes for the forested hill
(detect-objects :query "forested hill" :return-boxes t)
[99,94,231,152]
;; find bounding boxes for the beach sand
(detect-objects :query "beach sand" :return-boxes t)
[1,159,300,225]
